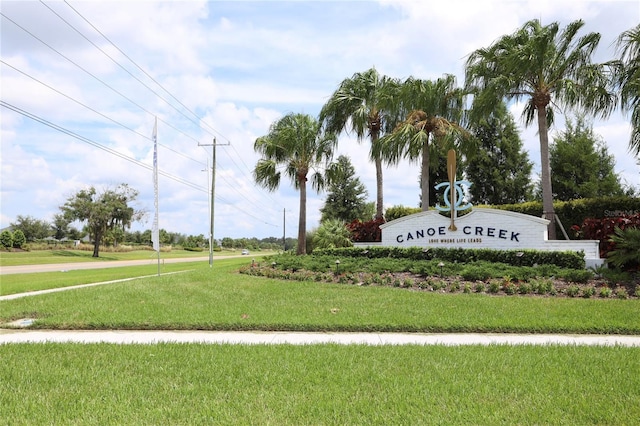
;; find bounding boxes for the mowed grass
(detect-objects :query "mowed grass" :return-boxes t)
[1,258,638,334]
[0,248,261,266]
[0,262,205,296]
[1,343,638,425]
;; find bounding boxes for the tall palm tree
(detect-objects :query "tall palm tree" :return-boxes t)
[254,113,337,255]
[377,74,468,211]
[465,19,615,239]
[612,24,640,156]
[319,68,401,220]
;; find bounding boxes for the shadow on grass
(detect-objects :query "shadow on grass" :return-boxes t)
[51,250,117,261]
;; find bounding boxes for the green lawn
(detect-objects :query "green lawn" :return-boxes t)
[2,256,640,424]
[0,262,204,296]
[0,248,267,267]
[2,258,638,334]
[1,343,638,425]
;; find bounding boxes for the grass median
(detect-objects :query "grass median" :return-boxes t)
[0,261,204,296]
[1,258,638,334]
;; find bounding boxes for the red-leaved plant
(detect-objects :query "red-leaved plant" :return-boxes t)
[573,214,640,259]
[346,218,385,242]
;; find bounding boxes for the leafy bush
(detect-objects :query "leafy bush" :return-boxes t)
[559,269,594,284]
[615,288,628,299]
[598,287,612,298]
[461,265,492,282]
[12,230,26,249]
[345,218,385,242]
[566,285,580,297]
[606,226,640,271]
[575,213,640,259]
[0,230,13,249]
[384,205,422,221]
[581,287,595,298]
[518,283,532,295]
[503,282,517,295]
[498,196,640,239]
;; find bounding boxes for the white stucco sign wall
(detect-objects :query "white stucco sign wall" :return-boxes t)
[370,208,602,268]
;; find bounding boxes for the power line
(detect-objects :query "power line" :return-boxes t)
[7,4,283,213]
[0,10,206,165]
[62,0,231,143]
[0,59,207,168]
[1,100,279,226]
[57,1,286,211]
[2,4,286,226]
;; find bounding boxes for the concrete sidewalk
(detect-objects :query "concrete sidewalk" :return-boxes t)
[2,329,640,346]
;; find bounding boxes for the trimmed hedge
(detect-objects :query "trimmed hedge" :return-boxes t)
[314,246,584,270]
[493,197,640,239]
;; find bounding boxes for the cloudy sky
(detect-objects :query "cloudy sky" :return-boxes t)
[2,0,639,241]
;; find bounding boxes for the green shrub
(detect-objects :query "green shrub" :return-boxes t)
[0,230,13,249]
[598,287,612,298]
[384,205,422,221]
[615,288,628,299]
[12,229,26,248]
[559,269,594,284]
[498,196,640,239]
[567,285,580,297]
[607,227,640,271]
[488,281,501,293]
[474,283,485,293]
[461,265,492,282]
[518,283,532,295]
[581,287,595,298]
[503,282,517,295]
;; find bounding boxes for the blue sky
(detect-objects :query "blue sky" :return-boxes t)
[1,0,639,240]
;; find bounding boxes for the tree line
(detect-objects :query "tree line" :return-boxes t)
[253,19,640,254]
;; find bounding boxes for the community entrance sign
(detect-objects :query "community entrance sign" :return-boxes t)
[366,150,602,268]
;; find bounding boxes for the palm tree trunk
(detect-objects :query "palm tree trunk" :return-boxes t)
[374,156,384,219]
[537,106,557,240]
[421,139,430,211]
[297,175,307,255]
[371,132,384,220]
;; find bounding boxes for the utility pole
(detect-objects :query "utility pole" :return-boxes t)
[283,208,286,252]
[198,138,229,267]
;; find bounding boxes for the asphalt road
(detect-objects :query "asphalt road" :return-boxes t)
[0,255,245,275]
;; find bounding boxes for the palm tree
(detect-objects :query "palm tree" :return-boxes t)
[465,19,615,239]
[313,219,353,250]
[612,24,640,156]
[254,113,337,255]
[377,74,468,211]
[319,68,401,219]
